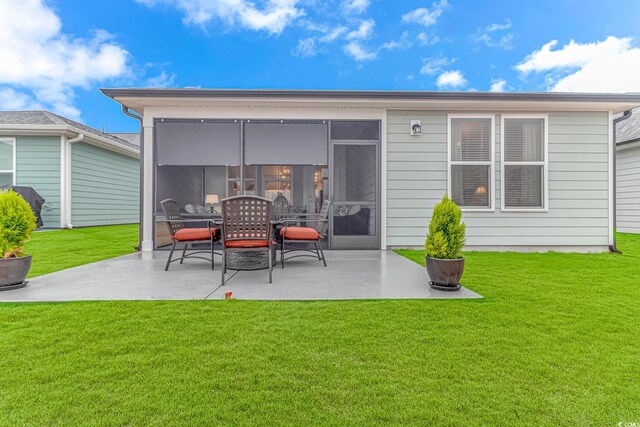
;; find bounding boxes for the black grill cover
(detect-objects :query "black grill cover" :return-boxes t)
[1,186,45,228]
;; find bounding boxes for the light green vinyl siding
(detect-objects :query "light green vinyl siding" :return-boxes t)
[71,142,139,226]
[15,136,61,228]
[616,145,640,234]
[386,111,610,248]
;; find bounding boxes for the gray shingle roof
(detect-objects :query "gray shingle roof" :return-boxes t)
[0,110,139,151]
[0,110,54,125]
[616,108,640,144]
[108,132,140,147]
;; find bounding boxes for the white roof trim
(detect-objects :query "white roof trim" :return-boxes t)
[0,124,139,158]
[109,96,640,115]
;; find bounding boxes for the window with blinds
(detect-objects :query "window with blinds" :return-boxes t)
[0,138,15,186]
[502,117,546,210]
[449,117,494,209]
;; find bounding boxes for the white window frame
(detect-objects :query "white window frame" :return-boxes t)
[500,114,549,212]
[0,137,16,186]
[447,114,496,212]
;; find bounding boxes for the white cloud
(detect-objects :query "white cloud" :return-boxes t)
[473,19,513,50]
[320,26,348,42]
[420,56,456,75]
[416,32,440,46]
[0,0,131,119]
[517,36,627,73]
[292,37,318,57]
[343,41,377,61]
[146,71,177,87]
[136,0,304,35]
[402,0,448,27]
[380,31,412,51]
[292,25,347,58]
[436,70,467,89]
[346,19,375,40]
[490,79,507,92]
[343,0,370,14]
[0,87,43,110]
[516,36,640,92]
[487,20,511,32]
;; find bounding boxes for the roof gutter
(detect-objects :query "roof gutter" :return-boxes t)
[100,88,640,103]
[0,124,138,157]
[121,105,144,251]
[67,133,84,144]
[611,110,633,253]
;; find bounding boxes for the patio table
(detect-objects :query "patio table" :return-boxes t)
[223,220,281,271]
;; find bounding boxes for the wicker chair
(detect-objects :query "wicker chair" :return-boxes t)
[279,199,331,268]
[160,199,220,271]
[220,195,275,285]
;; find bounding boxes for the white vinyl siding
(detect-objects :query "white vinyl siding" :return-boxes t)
[0,137,16,186]
[616,145,640,234]
[501,115,549,211]
[386,111,610,250]
[447,115,495,211]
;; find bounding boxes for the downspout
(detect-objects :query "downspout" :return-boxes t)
[64,133,84,228]
[121,105,144,251]
[611,110,632,253]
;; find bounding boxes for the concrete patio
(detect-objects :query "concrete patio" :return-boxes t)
[1,251,482,302]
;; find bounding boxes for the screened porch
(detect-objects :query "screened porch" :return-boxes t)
[153,119,381,250]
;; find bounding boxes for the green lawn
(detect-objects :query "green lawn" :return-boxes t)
[1,229,639,425]
[25,224,138,277]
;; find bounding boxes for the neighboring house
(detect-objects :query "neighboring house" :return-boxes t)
[0,111,140,228]
[615,108,640,234]
[101,88,640,253]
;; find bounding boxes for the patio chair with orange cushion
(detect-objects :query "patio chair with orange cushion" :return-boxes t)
[279,199,331,269]
[220,195,276,285]
[160,199,221,271]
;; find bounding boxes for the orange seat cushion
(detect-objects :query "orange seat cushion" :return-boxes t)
[281,226,321,241]
[225,239,271,248]
[172,228,219,242]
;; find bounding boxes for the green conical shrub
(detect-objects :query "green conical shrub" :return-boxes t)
[0,190,37,258]
[425,195,466,259]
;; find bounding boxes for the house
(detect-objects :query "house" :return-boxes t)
[616,108,640,234]
[0,111,140,228]
[100,88,640,252]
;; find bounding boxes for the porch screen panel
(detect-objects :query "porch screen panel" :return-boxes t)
[244,122,328,165]
[155,121,241,166]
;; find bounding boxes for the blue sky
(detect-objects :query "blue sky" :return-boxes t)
[1,0,640,132]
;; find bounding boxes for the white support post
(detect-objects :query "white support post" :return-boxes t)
[380,110,387,250]
[608,110,615,247]
[59,135,67,228]
[141,124,155,252]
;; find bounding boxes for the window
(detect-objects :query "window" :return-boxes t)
[263,166,292,201]
[448,115,494,209]
[0,138,15,186]
[501,116,548,211]
[227,165,256,196]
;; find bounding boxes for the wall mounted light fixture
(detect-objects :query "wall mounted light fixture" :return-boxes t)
[410,120,422,136]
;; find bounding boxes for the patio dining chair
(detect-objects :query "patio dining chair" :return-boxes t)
[220,195,275,285]
[160,199,221,271]
[279,199,331,269]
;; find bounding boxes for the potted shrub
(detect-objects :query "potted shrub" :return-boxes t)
[0,190,37,290]
[425,195,466,291]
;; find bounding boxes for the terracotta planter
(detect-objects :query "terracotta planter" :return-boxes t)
[425,256,464,291]
[0,255,31,290]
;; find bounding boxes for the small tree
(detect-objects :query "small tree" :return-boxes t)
[0,190,37,258]
[425,195,466,259]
